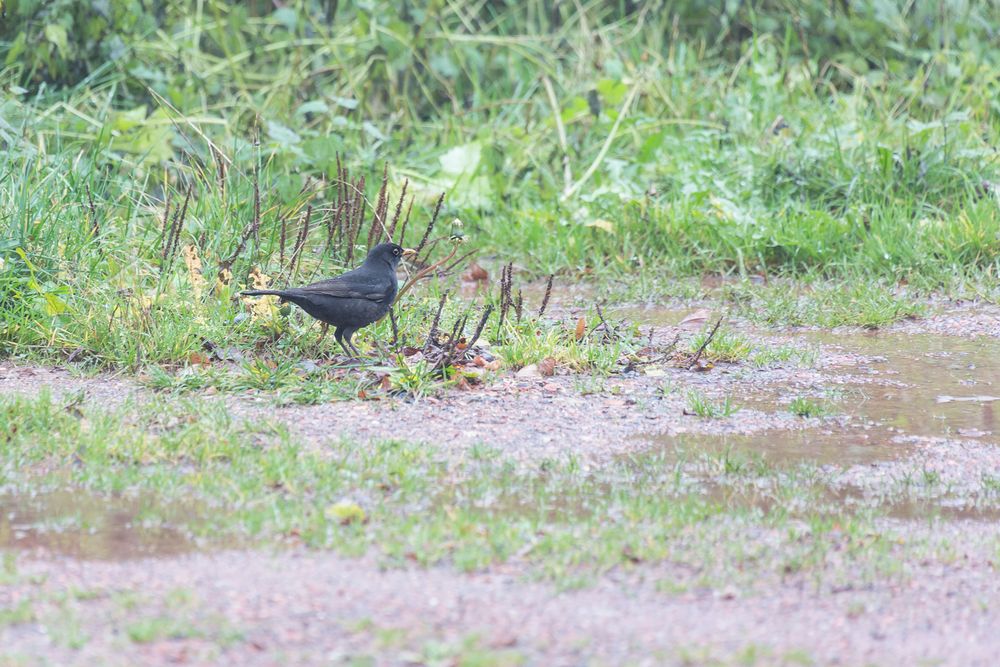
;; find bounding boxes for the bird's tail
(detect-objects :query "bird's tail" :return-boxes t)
[241,289,286,297]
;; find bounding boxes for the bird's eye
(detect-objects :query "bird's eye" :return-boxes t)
[393,247,400,256]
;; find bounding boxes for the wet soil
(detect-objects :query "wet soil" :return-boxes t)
[3,543,1000,666]
[0,490,216,560]
[3,300,1000,664]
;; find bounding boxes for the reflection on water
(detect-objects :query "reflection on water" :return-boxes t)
[0,489,220,560]
[811,332,999,441]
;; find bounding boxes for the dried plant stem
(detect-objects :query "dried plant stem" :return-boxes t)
[687,316,723,370]
[466,304,493,350]
[424,292,448,350]
[398,198,414,246]
[394,245,459,304]
[537,274,554,317]
[415,192,445,256]
[387,179,409,242]
[289,205,312,279]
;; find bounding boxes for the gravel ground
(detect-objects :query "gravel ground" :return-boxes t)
[4,302,1000,665]
[2,540,1000,666]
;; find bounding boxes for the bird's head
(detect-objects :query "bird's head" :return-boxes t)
[365,242,416,269]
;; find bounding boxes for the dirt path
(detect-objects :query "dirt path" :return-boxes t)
[4,304,1000,665]
[3,543,1000,666]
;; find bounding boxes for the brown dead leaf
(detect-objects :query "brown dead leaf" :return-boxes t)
[538,357,557,376]
[401,346,421,357]
[473,355,487,367]
[679,309,712,330]
[690,359,715,372]
[455,376,472,391]
[379,375,392,391]
[484,359,502,372]
[187,351,210,366]
[542,382,560,393]
[463,262,489,282]
[574,317,586,341]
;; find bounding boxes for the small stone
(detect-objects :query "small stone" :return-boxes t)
[517,364,540,378]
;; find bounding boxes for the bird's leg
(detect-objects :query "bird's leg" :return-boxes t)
[344,330,362,358]
[334,327,354,359]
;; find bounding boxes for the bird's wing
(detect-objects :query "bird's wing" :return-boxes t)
[295,271,393,302]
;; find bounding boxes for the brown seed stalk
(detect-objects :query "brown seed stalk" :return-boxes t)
[537,274,554,318]
[415,192,445,257]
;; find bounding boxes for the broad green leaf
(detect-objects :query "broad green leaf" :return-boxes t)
[295,100,330,117]
[43,24,69,58]
[266,121,301,146]
[44,293,67,316]
[439,142,482,177]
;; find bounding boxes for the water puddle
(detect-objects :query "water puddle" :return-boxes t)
[809,332,1000,442]
[0,489,221,560]
[628,303,1000,460]
[649,429,910,467]
[614,305,702,328]
[702,481,1000,522]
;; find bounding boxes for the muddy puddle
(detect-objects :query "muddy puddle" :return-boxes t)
[628,309,1000,471]
[704,480,1000,522]
[811,332,1000,441]
[651,429,911,467]
[0,489,219,560]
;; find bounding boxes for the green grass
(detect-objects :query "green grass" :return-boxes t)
[0,390,907,589]
[2,1,1000,375]
[788,397,832,419]
[685,390,741,419]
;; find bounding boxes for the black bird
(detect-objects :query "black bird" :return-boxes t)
[242,242,415,357]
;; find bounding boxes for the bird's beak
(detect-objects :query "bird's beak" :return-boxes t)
[402,248,417,257]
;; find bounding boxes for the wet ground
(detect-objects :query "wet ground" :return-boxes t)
[0,490,214,560]
[3,301,1000,664]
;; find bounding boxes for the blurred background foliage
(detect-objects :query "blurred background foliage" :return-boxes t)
[0,1,999,364]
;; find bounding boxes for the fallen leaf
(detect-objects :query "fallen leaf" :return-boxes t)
[679,309,712,329]
[473,355,487,367]
[538,357,557,376]
[585,218,615,234]
[401,346,421,357]
[187,351,210,366]
[464,262,489,282]
[575,317,586,341]
[542,382,560,392]
[379,375,392,391]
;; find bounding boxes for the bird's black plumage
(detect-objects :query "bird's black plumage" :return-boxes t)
[242,242,414,356]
